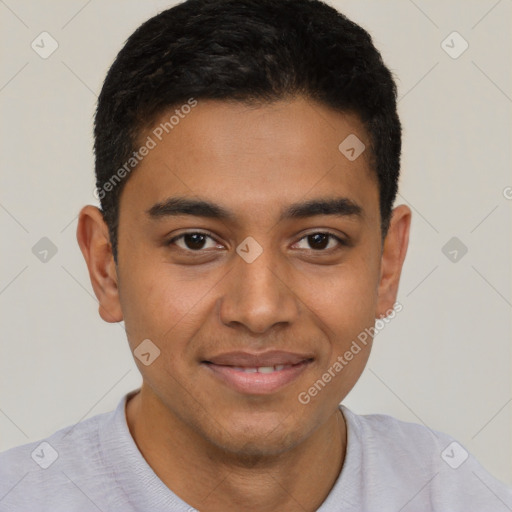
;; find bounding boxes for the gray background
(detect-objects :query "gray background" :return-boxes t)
[1,0,511,485]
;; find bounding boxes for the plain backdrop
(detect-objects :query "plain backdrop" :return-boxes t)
[1,0,511,485]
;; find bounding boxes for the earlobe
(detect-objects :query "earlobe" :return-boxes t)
[376,204,411,318]
[76,205,123,323]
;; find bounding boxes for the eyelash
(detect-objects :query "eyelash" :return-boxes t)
[166,231,348,253]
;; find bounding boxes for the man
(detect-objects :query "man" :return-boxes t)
[1,0,510,510]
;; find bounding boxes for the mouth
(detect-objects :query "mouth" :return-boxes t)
[201,351,314,394]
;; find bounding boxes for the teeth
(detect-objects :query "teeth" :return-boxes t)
[231,364,292,373]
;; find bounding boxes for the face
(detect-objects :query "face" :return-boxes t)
[78,97,410,458]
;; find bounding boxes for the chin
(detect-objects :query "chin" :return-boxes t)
[206,413,306,460]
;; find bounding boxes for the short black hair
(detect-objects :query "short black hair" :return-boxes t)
[94,0,401,264]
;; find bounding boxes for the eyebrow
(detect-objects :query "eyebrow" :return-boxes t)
[146,196,363,222]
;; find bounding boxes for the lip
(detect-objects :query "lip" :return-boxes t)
[204,350,315,367]
[201,350,314,395]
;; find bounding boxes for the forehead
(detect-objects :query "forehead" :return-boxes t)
[120,97,379,226]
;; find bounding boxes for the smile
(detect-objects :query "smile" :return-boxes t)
[231,364,293,373]
[202,358,313,394]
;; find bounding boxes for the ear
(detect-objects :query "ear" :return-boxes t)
[375,204,411,318]
[76,205,123,323]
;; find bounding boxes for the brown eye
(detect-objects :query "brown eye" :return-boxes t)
[294,232,346,251]
[308,233,329,250]
[182,233,207,250]
[168,232,219,251]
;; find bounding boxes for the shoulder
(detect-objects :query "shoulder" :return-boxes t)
[339,406,512,511]
[342,405,445,457]
[0,408,114,512]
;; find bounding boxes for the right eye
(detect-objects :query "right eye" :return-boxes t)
[167,231,223,252]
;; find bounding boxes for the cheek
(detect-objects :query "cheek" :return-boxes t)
[301,251,380,391]
[118,258,220,353]
[300,267,377,405]
[306,253,380,332]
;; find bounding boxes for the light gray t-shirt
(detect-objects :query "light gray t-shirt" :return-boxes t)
[1,390,511,511]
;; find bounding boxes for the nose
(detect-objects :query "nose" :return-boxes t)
[218,248,300,335]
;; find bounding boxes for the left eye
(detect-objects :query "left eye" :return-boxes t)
[294,232,345,251]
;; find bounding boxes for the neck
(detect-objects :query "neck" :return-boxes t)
[126,386,346,512]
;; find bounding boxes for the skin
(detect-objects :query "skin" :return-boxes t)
[77,96,411,512]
